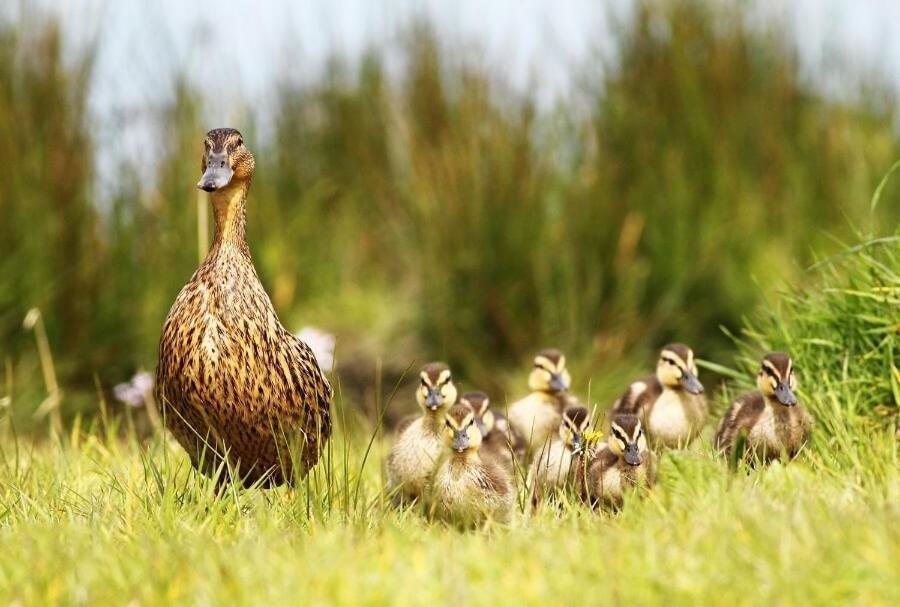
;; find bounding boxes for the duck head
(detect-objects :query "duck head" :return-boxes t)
[757,352,797,407]
[197,128,255,193]
[460,391,493,438]
[416,362,458,414]
[608,414,647,466]
[559,405,591,454]
[444,403,482,454]
[528,349,571,395]
[656,343,704,395]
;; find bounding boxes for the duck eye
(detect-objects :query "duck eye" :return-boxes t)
[237,137,243,146]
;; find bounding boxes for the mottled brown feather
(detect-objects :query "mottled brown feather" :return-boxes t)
[156,130,331,487]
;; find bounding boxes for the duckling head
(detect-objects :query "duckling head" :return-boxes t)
[416,362,457,414]
[656,343,704,395]
[460,391,493,438]
[444,403,482,454]
[528,349,571,394]
[197,128,255,192]
[608,414,647,466]
[756,352,797,407]
[559,405,591,453]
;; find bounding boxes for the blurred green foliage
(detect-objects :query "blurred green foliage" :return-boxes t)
[2,1,899,422]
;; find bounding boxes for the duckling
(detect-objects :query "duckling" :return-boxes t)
[428,403,514,526]
[156,128,332,487]
[386,362,458,503]
[460,391,525,474]
[715,352,812,463]
[528,405,592,504]
[508,349,575,451]
[582,414,655,509]
[611,343,706,448]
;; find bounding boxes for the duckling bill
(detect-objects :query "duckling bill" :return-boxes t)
[156,128,332,487]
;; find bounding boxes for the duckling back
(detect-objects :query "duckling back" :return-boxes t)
[582,444,655,509]
[430,455,514,525]
[386,416,445,501]
[508,392,566,450]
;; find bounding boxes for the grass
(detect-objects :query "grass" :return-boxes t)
[0,408,897,604]
[2,236,899,605]
[2,2,900,603]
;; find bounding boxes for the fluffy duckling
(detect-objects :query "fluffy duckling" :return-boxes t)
[386,362,458,503]
[715,352,812,463]
[528,405,591,504]
[508,349,575,451]
[460,391,525,474]
[428,403,514,526]
[611,343,706,448]
[582,413,655,509]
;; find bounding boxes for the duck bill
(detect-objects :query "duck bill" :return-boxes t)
[774,383,797,406]
[679,371,704,395]
[548,374,566,393]
[424,390,442,410]
[623,445,642,466]
[452,431,469,452]
[570,433,584,454]
[197,151,233,192]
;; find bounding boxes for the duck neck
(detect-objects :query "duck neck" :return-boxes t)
[209,179,250,255]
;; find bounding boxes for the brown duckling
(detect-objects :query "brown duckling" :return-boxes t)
[386,362,458,503]
[460,391,525,474]
[582,413,655,509]
[528,405,592,504]
[611,343,706,449]
[156,128,332,487]
[715,352,812,463]
[508,349,576,451]
[428,403,514,526]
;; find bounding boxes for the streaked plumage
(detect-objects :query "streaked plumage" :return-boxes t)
[156,128,331,487]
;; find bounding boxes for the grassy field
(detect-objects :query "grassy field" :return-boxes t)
[1,236,898,605]
[2,2,899,603]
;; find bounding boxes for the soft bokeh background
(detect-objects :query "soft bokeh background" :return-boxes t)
[2,0,899,430]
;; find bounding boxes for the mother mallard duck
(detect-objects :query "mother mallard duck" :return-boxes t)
[156,128,332,487]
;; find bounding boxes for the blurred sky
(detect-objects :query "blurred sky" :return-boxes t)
[11,0,900,193]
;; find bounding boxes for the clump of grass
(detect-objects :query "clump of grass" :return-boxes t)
[728,232,900,474]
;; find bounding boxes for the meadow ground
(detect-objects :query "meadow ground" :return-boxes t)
[5,235,900,605]
[0,406,897,606]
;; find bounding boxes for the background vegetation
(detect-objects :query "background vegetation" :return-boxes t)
[0,1,898,603]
